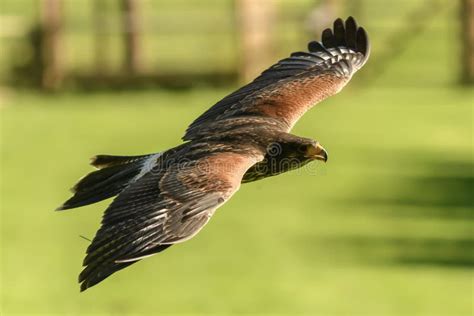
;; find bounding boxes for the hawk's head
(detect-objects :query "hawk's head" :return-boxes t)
[268,136,328,164]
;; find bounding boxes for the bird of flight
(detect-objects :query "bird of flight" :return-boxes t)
[58,17,370,291]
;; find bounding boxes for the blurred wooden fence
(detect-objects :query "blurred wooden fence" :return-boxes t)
[461,0,474,83]
[1,0,472,90]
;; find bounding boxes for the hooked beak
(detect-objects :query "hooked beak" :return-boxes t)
[306,143,328,162]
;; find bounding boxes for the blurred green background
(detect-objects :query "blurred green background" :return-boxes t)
[1,0,473,315]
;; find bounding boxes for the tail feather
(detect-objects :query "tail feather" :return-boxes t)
[90,154,152,169]
[57,153,160,211]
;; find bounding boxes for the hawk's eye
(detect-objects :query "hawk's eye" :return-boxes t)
[297,145,308,153]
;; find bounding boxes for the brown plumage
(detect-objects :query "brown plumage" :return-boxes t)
[58,17,370,291]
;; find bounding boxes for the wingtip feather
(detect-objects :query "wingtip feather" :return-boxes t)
[89,155,101,169]
[356,26,370,57]
[346,16,357,28]
[321,28,335,48]
[319,16,369,59]
[333,18,345,46]
[55,204,66,211]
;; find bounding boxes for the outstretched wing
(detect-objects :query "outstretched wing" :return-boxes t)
[183,17,370,141]
[79,151,263,291]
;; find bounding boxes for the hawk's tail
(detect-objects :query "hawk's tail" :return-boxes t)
[56,153,161,211]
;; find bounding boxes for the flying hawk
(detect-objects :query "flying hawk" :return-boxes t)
[58,17,370,291]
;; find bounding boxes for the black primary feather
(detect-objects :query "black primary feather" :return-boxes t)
[345,16,358,48]
[322,28,336,47]
[333,18,346,46]
[356,27,370,56]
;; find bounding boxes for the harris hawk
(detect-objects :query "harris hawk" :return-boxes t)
[58,17,370,291]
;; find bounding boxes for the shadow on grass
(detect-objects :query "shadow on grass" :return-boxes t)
[344,160,473,219]
[350,173,473,219]
[316,236,474,268]
[306,158,473,268]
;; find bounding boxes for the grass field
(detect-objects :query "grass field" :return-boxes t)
[1,84,472,315]
[1,0,473,315]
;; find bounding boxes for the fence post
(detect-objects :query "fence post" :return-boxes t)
[235,0,276,83]
[461,0,474,84]
[41,0,63,90]
[121,0,142,74]
[94,0,109,76]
